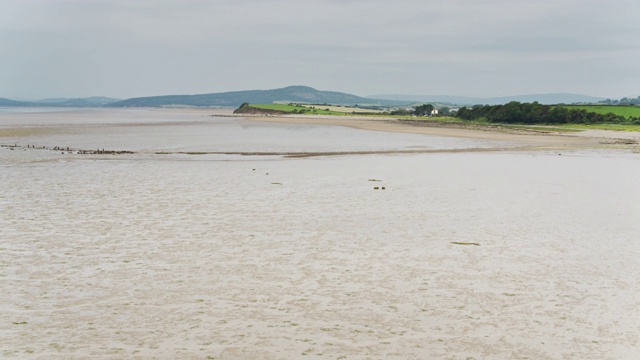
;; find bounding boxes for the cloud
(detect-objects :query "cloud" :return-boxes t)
[0,0,638,98]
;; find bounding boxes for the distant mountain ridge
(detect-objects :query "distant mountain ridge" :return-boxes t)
[109,86,410,107]
[0,87,627,108]
[0,96,121,107]
[35,96,121,106]
[369,93,607,105]
[0,97,29,106]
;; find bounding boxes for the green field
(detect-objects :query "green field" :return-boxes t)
[243,103,640,131]
[250,104,344,115]
[559,105,640,119]
[398,115,461,122]
[552,123,640,132]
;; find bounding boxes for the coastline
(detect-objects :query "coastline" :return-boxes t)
[212,110,640,153]
[2,108,638,156]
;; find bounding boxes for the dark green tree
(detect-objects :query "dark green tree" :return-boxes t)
[414,104,434,116]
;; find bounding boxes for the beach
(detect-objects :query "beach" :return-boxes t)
[1,108,639,359]
[218,109,640,150]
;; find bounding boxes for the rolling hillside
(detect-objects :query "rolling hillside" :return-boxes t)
[109,86,411,107]
[370,93,607,105]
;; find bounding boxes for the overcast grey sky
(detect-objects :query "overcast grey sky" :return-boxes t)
[1,0,639,99]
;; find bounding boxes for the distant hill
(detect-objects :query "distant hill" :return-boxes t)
[598,95,640,105]
[0,96,120,107]
[369,93,607,106]
[110,86,411,107]
[0,97,30,106]
[35,96,121,107]
[1,89,618,109]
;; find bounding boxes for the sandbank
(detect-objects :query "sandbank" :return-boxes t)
[213,110,639,153]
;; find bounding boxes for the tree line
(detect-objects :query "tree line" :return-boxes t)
[455,101,640,125]
[388,105,433,116]
[387,104,452,116]
[599,96,640,106]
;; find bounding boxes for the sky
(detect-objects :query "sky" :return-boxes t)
[1,0,639,100]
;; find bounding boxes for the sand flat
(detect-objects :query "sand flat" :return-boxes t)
[1,109,639,359]
[232,111,640,150]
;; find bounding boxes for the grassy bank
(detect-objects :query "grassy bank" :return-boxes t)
[249,104,347,115]
[551,123,640,132]
[404,116,640,132]
[558,105,640,119]
[235,103,640,132]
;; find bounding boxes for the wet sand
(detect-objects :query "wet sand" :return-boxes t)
[221,110,639,152]
[1,109,639,359]
[2,108,638,152]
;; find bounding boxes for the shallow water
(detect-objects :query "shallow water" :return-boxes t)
[1,109,639,359]
[0,108,512,154]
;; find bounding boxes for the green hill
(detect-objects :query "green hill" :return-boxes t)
[109,86,411,108]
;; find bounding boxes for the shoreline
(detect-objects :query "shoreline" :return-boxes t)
[214,110,640,152]
[2,108,638,156]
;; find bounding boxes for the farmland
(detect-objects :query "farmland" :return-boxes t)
[246,104,345,115]
[558,105,640,119]
[237,103,386,116]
